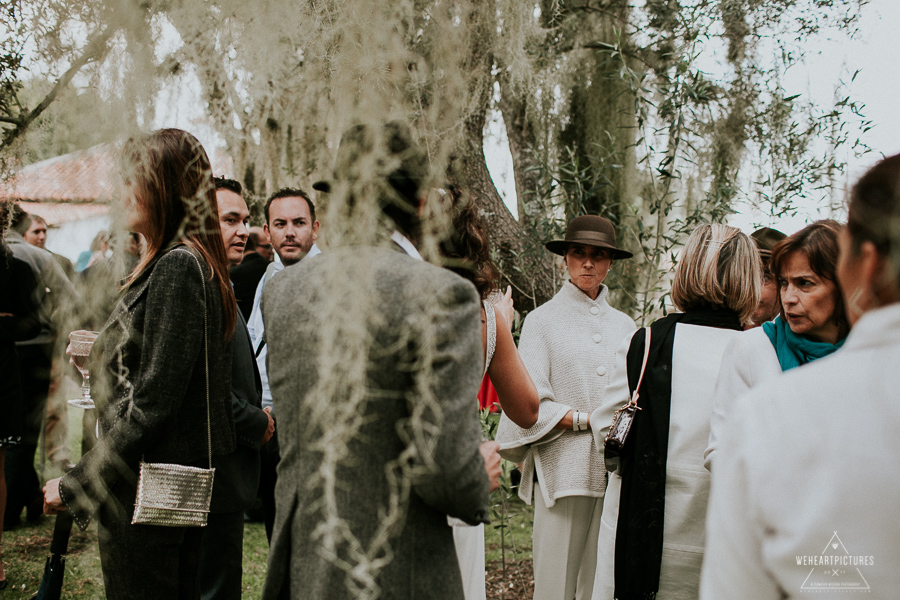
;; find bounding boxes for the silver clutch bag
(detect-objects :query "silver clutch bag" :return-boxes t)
[131,250,216,528]
[132,461,215,527]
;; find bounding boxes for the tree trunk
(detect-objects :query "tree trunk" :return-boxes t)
[556,0,637,222]
[497,69,543,227]
[455,2,558,310]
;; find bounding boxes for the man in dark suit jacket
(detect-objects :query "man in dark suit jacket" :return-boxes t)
[230,227,271,321]
[199,178,276,600]
[261,122,500,600]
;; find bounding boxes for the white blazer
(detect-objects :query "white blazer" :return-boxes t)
[701,303,900,599]
[590,323,743,600]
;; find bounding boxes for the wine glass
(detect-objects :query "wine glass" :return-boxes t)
[68,330,100,409]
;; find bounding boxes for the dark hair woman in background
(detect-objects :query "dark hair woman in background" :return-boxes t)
[42,129,237,599]
[440,187,539,600]
[0,207,41,591]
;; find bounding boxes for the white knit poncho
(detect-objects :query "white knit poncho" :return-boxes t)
[496,281,636,507]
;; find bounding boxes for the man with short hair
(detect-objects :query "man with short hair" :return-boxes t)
[262,188,320,266]
[245,187,321,541]
[22,214,47,248]
[261,122,499,600]
[21,214,76,279]
[250,226,274,262]
[748,227,788,328]
[197,177,275,600]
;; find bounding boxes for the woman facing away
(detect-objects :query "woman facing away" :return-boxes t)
[590,223,761,600]
[440,187,539,600]
[41,128,237,599]
[0,212,42,591]
[700,155,900,599]
[496,215,636,600]
[704,220,848,470]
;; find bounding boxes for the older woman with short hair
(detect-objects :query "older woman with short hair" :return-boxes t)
[704,220,848,470]
[590,223,760,600]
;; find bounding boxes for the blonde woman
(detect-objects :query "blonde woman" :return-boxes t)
[590,224,761,600]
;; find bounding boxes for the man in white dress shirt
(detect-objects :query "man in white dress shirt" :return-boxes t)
[246,187,321,541]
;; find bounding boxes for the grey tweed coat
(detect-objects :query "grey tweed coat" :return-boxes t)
[261,245,490,600]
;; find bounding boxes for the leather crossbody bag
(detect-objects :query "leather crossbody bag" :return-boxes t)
[604,327,650,473]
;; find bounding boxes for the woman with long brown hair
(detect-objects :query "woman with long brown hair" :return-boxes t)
[42,129,237,599]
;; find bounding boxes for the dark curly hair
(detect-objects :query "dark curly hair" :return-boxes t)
[439,187,500,300]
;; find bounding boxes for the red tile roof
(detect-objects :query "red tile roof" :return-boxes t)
[0,143,119,204]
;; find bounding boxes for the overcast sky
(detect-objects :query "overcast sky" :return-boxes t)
[147,1,900,237]
[485,0,900,236]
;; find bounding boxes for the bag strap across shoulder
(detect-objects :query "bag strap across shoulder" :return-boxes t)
[137,248,212,469]
[628,327,651,406]
[182,249,212,470]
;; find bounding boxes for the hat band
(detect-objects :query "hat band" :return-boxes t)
[567,230,617,248]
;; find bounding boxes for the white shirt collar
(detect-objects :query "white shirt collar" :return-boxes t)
[391,231,423,261]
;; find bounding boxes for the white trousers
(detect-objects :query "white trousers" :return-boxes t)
[532,483,604,600]
[453,523,486,600]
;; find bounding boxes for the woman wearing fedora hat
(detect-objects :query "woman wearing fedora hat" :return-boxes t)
[496,215,635,600]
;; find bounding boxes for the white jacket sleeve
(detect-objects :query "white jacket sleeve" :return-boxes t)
[700,392,782,599]
[495,313,569,461]
[704,335,756,471]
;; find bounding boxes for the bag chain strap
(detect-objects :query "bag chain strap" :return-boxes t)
[185,250,212,470]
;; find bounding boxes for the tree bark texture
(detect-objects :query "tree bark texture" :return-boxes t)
[455,1,558,310]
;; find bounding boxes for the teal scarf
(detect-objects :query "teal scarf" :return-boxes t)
[762,316,845,371]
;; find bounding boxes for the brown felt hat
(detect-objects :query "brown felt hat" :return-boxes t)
[750,227,787,260]
[545,215,633,259]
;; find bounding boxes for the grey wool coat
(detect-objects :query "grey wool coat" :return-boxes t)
[60,245,236,530]
[261,245,491,600]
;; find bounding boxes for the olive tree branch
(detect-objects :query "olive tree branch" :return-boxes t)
[2,24,117,149]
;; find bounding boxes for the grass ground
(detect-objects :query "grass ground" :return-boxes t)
[2,387,535,599]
